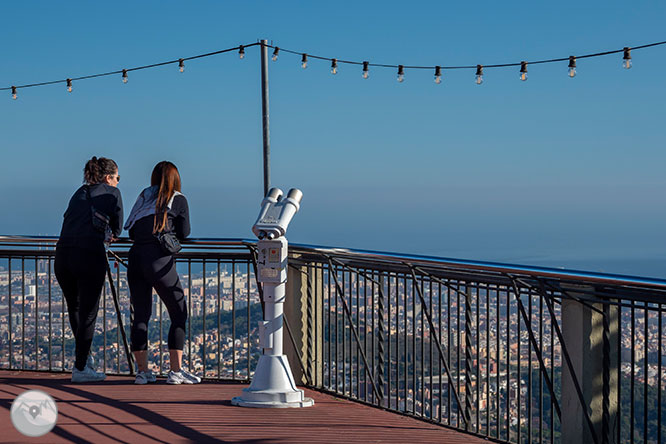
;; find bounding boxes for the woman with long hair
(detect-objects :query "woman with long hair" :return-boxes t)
[124,161,200,384]
[55,156,123,383]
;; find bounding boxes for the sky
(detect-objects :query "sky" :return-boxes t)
[2,1,666,277]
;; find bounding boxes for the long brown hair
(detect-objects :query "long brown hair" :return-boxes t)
[151,161,182,233]
[84,157,117,184]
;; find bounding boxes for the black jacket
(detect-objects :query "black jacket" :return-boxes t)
[57,184,124,250]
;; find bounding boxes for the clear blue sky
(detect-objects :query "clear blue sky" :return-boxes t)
[2,1,666,276]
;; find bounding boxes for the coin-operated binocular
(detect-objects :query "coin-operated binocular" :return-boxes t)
[232,188,314,408]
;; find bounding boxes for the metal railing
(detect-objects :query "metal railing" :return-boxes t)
[1,235,665,443]
[287,244,666,444]
[0,236,261,381]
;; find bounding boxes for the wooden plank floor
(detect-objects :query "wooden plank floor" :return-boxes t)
[0,370,487,443]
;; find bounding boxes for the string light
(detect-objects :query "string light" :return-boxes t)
[475,65,483,85]
[623,47,632,69]
[520,61,528,81]
[5,40,666,100]
[568,56,576,78]
[239,45,245,59]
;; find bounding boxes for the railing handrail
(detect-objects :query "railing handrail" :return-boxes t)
[2,234,666,290]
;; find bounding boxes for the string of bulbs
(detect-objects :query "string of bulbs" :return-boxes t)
[4,39,666,99]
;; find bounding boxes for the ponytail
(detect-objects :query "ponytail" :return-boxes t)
[151,161,182,233]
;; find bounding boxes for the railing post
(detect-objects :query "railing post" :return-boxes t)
[284,258,317,385]
[561,284,619,444]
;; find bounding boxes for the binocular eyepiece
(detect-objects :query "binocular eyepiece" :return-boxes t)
[252,187,303,240]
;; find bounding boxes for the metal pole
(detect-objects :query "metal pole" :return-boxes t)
[260,39,271,196]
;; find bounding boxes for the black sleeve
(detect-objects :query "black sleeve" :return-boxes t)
[172,195,190,240]
[111,188,124,237]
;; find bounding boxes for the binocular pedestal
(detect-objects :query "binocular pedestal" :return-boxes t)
[232,237,314,408]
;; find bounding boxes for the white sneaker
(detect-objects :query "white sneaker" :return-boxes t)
[180,369,201,384]
[166,370,194,385]
[72,365,106,383]
[135,370,157,385]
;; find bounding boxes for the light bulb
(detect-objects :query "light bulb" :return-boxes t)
[122,69,128,84]
[623,47,632,69]
[179,59,185,73]
[272,47,279,61]
[331,59,338,75]
[12,86,17,100]
[239,45,245,59]
[520,61,527,81]
[362,61,369,79]
[67,79,72,92]
[568,56,576,78]
[434,66,442,84]
[397,65,404,83]
[301,54,308,69]
[475,65,483,85]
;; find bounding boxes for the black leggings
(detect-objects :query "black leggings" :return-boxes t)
[128,244,187,351]
[54,245,106,371]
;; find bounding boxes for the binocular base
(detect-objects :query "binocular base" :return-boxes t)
[231,354,314,408]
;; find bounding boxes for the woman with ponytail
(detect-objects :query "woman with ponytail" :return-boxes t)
[55,156,123,383]
[124,161,200,385]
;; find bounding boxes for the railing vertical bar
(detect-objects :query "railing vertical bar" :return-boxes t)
[550,292,554,444]
[103,277,107,374]
[656,304,664,443]
[617,298,622,444]
[246,261,250,380]
[188,260,193,371]
[356,270,360,400]
[430,278,434,419]
[658,303,662,444]
[61,257,65,371]
[35,257,38,370]
[457,280,461,427]
[643,302,650,443]
[116,260,123,373]
[539,290,543,444]
[518,285,522,444]
[327,264,331,388]
[22,257,25,370]
[217,260,221,379]
[631,299,635,444]
[437,280,443,423]
[528,290,533,444]
[232,261,236,379]
[404,274,408,415]
[335,264,339,392]
[495,286,502,439]
[412,278,425,416]
[48,257,52,372]
[448,277,452,425]
[372,270,377,405]
[202,261,206,378]
[343,268,348,395]
[486,284,491,436]
[386,272,393,409]
[8,258,12,368]
[507,287,511,442]
[412,276,416,414]
[476,283,481,432]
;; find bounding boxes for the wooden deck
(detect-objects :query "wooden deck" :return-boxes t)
[0,370,487,443]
